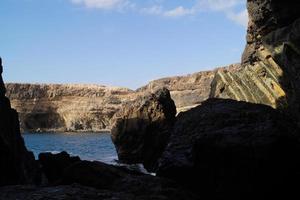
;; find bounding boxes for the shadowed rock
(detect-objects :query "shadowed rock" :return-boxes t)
[0,57,40,185]
[38,151,80,184]
[31,152,199,200]
[111,88,176,172]
[157,98,300,198]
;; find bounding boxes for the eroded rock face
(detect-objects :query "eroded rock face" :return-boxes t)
[211,0,300,124]
[0,58,40,186]
[157,99,300,198]
[137,65,240,113]
[155,1,300,197]
[111,88,176,172]
[5,64,237,133]
[6,83,135,132]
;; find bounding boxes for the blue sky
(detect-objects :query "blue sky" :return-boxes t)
[0,0,247,89]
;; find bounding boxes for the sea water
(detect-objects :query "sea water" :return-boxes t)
[23,132,118,164]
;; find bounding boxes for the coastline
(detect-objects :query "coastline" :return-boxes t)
[21,129,111,134]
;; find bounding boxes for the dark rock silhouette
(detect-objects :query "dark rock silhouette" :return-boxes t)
[0,58,40,186]
[0,58,6,97]
[39,151,80,184]
[111,88,176,172]
[157,99,300,198]
[155,1,300,197]
[31,152,198,200]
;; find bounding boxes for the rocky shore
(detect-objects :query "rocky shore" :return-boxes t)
[1,0,300,199]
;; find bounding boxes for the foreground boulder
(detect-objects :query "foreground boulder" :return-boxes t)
[32,152,198,200]
[0,58,40,186]
[157,98,300,198]
[39,151,80,184]
[111,88,176,172]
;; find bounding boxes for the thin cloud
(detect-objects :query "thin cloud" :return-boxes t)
[196,0,244,11]
[69,0,248,26]
[163,6,195,18]
[70,0,131,10]
[196,0,248,27]
[141,6,195,18]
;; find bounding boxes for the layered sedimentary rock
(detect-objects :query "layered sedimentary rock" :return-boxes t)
[137,66,239,113]
[0,58,39,186]
[211,0,300,124]
[111,88,176,171]
[6,64,237,133]
[155,0,300,197]
[6,83,135,132]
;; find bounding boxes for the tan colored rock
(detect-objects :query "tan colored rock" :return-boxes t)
[210,1,300,125]
[137,64,240,113]
[6,83,136,132]
[6,64,238,133]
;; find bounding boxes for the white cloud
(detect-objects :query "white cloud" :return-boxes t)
[70,0,130,10]
[69,0,248,27]
[140,5,195,18]
[196,0,248,27]
[196,0,244,11]
[163,6,195,18]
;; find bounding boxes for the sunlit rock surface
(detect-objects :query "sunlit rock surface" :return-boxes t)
[211,0,300,124]
[6,84,136,132]
[6,64,237,133]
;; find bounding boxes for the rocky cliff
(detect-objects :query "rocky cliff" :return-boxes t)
[6,64,237,133]
[6,83,136,132]
[0,58,40,186]
[112,0,300,198]
[211,0,300,124]
[137,64,240,113]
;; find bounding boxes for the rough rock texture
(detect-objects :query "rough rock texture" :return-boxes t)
[137,64,239,113]
[0,152,198,200]
[154,1,300,197]
[5,64,237,133]
[111,88,176,172]
[211,0,300,124]
[0,58,40,186]
[38,151,80,184]
[6,83,135,132]
[0,182,198,200]
[157,98,300,198]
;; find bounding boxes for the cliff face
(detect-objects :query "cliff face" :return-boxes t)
[137,70,215,113]
[211,0,300,124]
[155,1,300,197]
[6,84,135,132]
[6,64,237,133]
